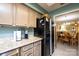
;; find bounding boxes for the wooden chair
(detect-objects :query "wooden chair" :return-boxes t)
[57,32,65,43]
[61,32,70,44]
[70,33,78,47]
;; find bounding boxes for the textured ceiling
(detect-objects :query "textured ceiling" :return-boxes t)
[38,3,69,12]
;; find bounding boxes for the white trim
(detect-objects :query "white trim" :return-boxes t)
[50,18,52,55]
[53,8,79,52]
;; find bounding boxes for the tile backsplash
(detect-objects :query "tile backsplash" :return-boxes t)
[0,26,34,40]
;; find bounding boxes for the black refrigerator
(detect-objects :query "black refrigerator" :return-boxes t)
[34,17,54,56]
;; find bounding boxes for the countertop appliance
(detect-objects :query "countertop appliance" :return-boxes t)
[34,17,54,56]
[13,31,22,41]
[24,30,28,39]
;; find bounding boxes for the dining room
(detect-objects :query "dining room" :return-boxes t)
[53,10,79,56]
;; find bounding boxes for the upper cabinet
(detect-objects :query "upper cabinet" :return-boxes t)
[29,8,37,28]
[28,9,42,28]
[15,4,29,26]
[0,4,13,25]
[0,3,42,27]
[36,12,42,19]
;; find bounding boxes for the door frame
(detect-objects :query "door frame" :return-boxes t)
[53,8,79,54]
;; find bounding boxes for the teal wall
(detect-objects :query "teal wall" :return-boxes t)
[0,26,17,39]
[0,26,34,39]
[49,3,79,19]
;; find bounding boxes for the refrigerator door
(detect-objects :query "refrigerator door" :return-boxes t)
[34,17,54,56]
[43,18,51,56]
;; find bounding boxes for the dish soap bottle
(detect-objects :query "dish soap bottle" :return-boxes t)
[25,30,28,39]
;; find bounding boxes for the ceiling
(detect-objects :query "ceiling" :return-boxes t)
[38,3,69,12]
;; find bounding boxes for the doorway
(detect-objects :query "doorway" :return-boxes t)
[52,10,79,56]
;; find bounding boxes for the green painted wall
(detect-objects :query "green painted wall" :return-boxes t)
[0,26,34,39]
[49,3,79,20]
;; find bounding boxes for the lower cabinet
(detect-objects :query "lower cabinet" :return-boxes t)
[21,48,33,56]
[20,43,34,56]
[33,44,41,56]
[33,41,41,56]
[20,41,41,56]
[0,40,41,56]
[0,49,19,56]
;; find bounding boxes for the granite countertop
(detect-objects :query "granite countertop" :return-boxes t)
[0,36,42,54]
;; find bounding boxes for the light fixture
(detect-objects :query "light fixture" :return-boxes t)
[60,23,67,31]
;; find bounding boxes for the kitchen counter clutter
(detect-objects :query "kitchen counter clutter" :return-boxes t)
[0,36,42,56]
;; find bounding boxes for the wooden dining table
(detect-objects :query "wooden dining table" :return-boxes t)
[57,31,78,47]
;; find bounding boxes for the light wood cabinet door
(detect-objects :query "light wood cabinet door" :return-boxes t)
[0,49,19,56]
[36,12,41,19]
[0,3,13,25]
[34,41,41,56]
[20,43,33,56]
[34,44,41,56]
[29,8,36,28]
[15,4,29,26]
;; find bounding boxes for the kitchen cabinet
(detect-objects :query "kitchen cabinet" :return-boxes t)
[21,48,33,56]
[36,12,42,19]
[20,43,33,56]
[29,8,37,28]
[0,3,13,25]
[15,4,29,26]
[0,40,42,56]
[0,49,19,56]
[0,3,42,27]
[20,41,41,56]
[15,4,41,27]
[33,41,41,56]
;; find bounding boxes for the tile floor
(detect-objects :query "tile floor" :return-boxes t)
[52,42,77,56]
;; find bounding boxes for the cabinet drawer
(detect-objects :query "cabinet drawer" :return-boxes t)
[0,49,19,56]
[21,48,33,56]
[21,43,33,52]
[34,41,41,46]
